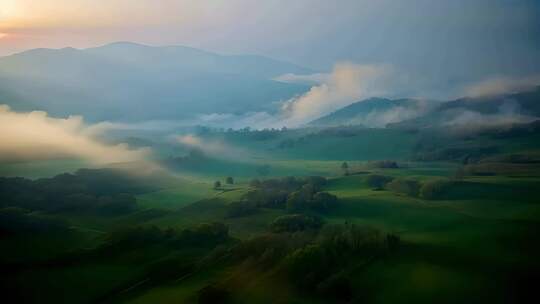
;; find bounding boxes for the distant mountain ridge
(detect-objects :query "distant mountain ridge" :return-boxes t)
[0,42,313,121]
[433,87,540,116]
[310,86,540,129]
[390,86,540,129]
[310,97,429,127]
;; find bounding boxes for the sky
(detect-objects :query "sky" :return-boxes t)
[0,1,538,68]
[0,0,539,100]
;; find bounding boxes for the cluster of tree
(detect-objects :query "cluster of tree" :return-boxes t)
[414,145,499,162]
[479,152,540,164]
[227,176,337,217]
[199,125,289,136]
[368,160,399,169]
[367,174,458,200]
[103,222,230,252]
[455,156,540,177]
[242,128,286,141]
[386,178,422,197]
[284,224,389,300]
[164,149,207,170]
[213,176,235,189]
[286,188,338,213]
[270,214,323,233]
[252,176,327,191]
[365,174,395,189]
[240,187,288,209]
[246,176,322,206]
[7,221,234,302]
[210,222,400,303]
[225,200,258,218]
[312,126,367,137]
[277,126,366,149]
[418,179,457,200]
[0,169,152,214]
[0,207,68,237]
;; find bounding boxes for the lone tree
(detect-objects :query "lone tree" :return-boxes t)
[226,176,234,185]
[341,162,349,175]
[213,181,221,189]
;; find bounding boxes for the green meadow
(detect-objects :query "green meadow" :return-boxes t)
[2,127,540,303]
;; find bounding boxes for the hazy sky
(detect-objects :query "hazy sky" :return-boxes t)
[1,0,539,89]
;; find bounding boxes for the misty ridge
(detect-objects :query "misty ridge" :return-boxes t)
[1,42,540,170]
[1,41,539,129]
[0,42,539,128]
[0,42,311,121]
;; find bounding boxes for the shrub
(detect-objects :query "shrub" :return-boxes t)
[0,207,68,236]
[104,223,230,252]
[369,160,399,169]
[226,201,258,218]
[285,224,383,293]
[193,222,229,240]
[386,178,421,197]
[303,176,327,192]
[310,192,338,212]
[243,189,288,209]
[270,214,323,233]
[286,244,329,288]
[317,224,383,255]
[0,169,148,214]
[365,174,394,189]
[230,233,311,266]
[286,190,310,212]
[419,179,455,200]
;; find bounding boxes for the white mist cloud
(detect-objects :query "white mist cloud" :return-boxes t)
[362,104,430,128]
[444,111,536,131]
[197,112,280,130]
[443,101,537,132]
[279,63,390,127]
[464,75,540,98]
[82,120,193,137]
[195,63,405,129]
[0,105,150,164]
[175,134,251,160]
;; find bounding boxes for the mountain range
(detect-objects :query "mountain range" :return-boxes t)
[2,42,539,130]
[0,42,312,121]
[310,87,540,129]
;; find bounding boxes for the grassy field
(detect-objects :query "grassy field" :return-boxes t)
[3,127,540,303]
[92,162,536,304]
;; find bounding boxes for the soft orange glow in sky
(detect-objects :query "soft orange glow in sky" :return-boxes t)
[0,0,538,80]
[0,0,207,29]
[0,0,236,55]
